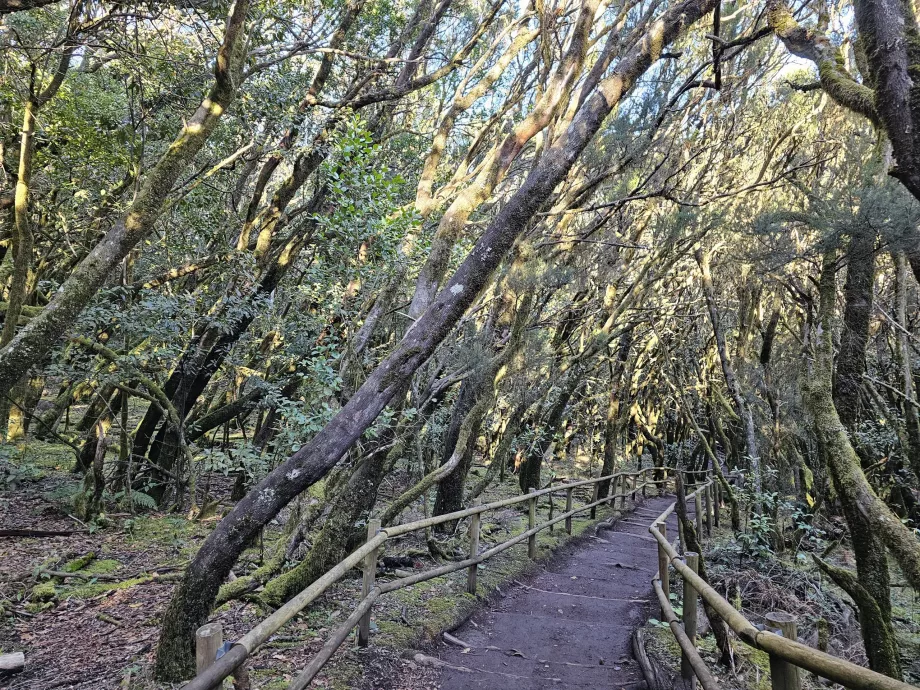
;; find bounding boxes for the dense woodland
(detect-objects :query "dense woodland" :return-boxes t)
[2,0,920,685]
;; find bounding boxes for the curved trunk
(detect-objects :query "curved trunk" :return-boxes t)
[805,251,917,678]
[432,374,485,525]
[0,0,251,398]
[154,0,721,674]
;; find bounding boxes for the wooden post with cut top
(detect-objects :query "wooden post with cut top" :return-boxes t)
[694,491,704,538]
[657,521,669,618]
[358,518,380,647]
[681,552,699,688]
[714,480,721,528]
[590,482,599,519]
[766,612,800,690]
[467,501,481,594]
[196,622,224,689]
[565,487,574,534]
[528,488,537,559]
[704,482,713,535]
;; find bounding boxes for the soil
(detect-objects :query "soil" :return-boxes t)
[417,493,681,689]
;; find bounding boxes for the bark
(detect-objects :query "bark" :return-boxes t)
[0,0,58,13]
[519,368,581,492]
[385,392,491,527]
[852,0,920,201]
[432,374,488,523]
[34,381,75,440]
[767,0,878,123]
[813,555,901,677]
[833,227,875,429]
[469,400,526,499]
[406,0,602,318]
[806,250,920,602]
[0,47,73,430]
[600,331,633,498]
[894,252,920,479]
[434,287,531,517]
[154,0,719,677]
[0,0,251,398]
[186,388,266,443]
[73,385,118,473]
[695,249,762,494]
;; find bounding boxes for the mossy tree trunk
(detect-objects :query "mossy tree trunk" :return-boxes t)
[804,250,915,678]
[833,225,875,430]
[600,331,633,498]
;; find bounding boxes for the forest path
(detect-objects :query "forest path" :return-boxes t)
[427,493,685,690]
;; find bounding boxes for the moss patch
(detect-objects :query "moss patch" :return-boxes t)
[67,575,150,599]
[63,552,97,572]
[31,580,58,602]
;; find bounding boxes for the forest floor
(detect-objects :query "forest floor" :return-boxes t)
[0,439,616,689]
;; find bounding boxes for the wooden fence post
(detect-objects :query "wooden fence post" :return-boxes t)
[196,622,223,690]
[631,473,638,501]
[358,519,380,647]
[657,521,669,618]
[681,552,699,689]
[642,469,647,498]
[467,502,481,595]
[694,492,704,538]
[705,483,713,535]
[565,487,573,534]
[766,612,800,690]
[590,482,599,519]
[714,480,722,527]
[548,484,555,532]
[528,488,537,559]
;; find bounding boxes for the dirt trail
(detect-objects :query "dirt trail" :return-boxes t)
[427,493,686,690]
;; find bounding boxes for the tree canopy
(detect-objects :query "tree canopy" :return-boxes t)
[2,0,920,683]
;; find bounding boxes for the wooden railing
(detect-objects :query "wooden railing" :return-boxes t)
[647,475,918,690]
[183,465,669,690]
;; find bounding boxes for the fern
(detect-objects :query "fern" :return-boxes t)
[130,492,157,510]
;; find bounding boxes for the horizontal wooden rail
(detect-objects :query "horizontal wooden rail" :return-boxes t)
[647,479,918,690]
[184,466,671,690]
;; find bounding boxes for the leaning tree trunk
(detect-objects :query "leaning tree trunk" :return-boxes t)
[519,368,581,492]
[0,0,251,399]
[153,0,721,675]
[804,251,919,677]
